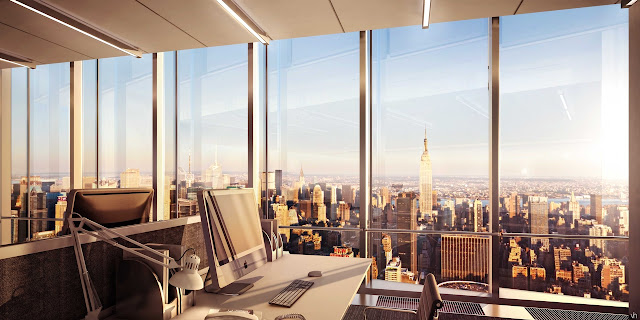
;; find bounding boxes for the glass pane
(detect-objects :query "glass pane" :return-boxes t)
[267,33,360,232]
[371,21,489,284]
[82,59,97,188]
[10,68,27,244]
[98,55,153,189]
[368,232,490,291]
[29,63,70,240]
[500,236,628,304]
[282,227,360,258]
[177,45,249,217]
[164,51,177,220]
[499,5,629,303]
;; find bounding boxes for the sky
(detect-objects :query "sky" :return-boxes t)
[267,4,629,181]
[12,5,630,183]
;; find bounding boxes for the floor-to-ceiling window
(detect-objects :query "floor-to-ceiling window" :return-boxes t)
[28,63,70,239]
[8,64,70,243]
[176,45,249,217]
[82,60,97,189]
[267,32,360,257]
[98,55,153,189]
[499,5,629,304]
[370,20,490,287]
[10,68,28,243]
[164,51,177,220]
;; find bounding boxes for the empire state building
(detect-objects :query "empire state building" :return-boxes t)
[420,130,433,215]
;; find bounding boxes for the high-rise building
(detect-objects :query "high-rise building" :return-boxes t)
[54,196,67,234]
[299,166,305,191]
[312,185,324,206]
[317,204,327,222]
[589,224,612,255]
[204,162,224,189]
[529,197,549,234]
[554,247,572,271]
[275,170,282,195]
[380,187,390,209]
[381,234,393,265]
[298,200,312,219]
[473,199,483,232]
[441,235,489,283]
[342,185,354,205]
[512,265,528,290]
[568,192,580,226]
[397,192,418,274]
[385,257,402,282]
[443,199,455,227]
[337,201,350,222]
[508,192,520,218]
[120,168,141,188]
[419,130,433,215]
[590,194,603,224]
[274,204,290,239]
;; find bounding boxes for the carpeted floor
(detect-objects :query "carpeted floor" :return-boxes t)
[342,305,517,320]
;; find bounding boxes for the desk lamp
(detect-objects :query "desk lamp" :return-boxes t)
[66,213,204,320]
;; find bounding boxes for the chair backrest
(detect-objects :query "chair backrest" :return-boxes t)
[60,188,153,234]
[416,273,444,320]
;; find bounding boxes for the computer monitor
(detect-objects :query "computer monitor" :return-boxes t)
[198,188,267,295]
[61,188,154,234]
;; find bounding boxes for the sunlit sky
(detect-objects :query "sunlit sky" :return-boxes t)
[12,5,629,182]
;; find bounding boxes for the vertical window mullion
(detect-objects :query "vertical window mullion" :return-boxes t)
[489,16,501,299]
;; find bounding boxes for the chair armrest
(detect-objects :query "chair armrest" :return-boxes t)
[363,306,417,320]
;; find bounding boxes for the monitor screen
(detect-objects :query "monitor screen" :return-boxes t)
[198,188,266,289]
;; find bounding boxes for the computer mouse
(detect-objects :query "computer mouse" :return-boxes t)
[308,270,322,277]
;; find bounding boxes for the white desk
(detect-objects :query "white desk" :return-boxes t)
[175,254,371,320]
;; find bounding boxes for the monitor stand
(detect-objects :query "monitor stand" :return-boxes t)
[206,282,254,296]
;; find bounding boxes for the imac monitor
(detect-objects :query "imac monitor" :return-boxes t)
[198,188,267,294]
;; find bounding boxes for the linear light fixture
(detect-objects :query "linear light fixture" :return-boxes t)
[10,0,141,57]
[559,92,572,121]
[622,0,637,8]
[216,0,269,44]
[422,0,432,29]
[0,57,34,69]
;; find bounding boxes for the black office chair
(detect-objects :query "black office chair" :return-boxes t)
[363,273,443,320]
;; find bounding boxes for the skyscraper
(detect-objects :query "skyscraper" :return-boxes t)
[419,130,433,215]
[443,199,455,227]
[568,192,580,226]
[397,192,418,274]
[590,194,603,224]
[120,168,141,188]
[529,196,549,234]
[441,235,489,283]
[473,199,483,232]
[313,185,324,206]
[275,169,283,195]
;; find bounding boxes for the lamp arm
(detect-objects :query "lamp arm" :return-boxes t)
[70,217,179,269]
[69,219,103,320]
[68,215,182,320]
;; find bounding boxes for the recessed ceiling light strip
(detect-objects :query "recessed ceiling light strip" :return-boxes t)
[216,0,269,44]
[0,57,34,69]
[10,0,142,57]
[423,0,432,29]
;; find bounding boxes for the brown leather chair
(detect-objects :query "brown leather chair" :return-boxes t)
[60,188,153,234]
[364,273,443,320]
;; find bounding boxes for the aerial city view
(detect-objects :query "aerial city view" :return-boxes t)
[261,131,629,302]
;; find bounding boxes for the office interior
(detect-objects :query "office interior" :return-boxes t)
[0,0,638,319]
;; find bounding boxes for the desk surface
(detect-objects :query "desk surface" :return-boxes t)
[175,254,371,320]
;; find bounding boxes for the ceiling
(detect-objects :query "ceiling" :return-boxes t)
[0,0,621,69]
